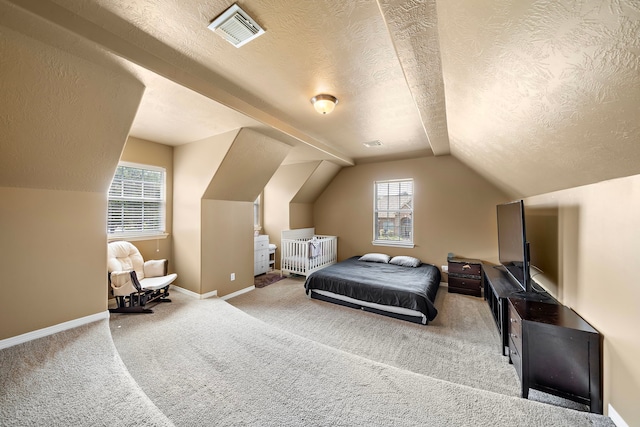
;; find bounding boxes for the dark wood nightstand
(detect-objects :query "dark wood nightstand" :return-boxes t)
[447,258,482,297]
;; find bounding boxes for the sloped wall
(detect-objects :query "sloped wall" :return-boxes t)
[173,131,238,294]
[203,128,290,201]
[0,24,144,339]
[437,0,640,197]
[174,128,290,296]
[202,128,290,296]
[264,161,341,268]
[525,175,640,423]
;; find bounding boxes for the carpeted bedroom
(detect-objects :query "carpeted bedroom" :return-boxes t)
[0,276,614,426]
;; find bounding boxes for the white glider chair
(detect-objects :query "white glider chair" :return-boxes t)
[107,241,177,313]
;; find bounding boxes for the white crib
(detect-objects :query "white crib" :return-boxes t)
[280,228,337,277]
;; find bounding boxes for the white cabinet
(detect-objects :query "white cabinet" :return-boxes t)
[254,235,269,276]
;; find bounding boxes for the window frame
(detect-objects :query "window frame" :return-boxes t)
[372,178,415,248]
[107,161,168,242]
[253,193,263,232]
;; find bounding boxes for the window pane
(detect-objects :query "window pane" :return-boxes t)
[374,179,413,243]
[107,164,165,236]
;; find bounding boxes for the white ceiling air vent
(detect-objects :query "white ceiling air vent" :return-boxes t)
[208,4,265,48]
[363,140,383,148]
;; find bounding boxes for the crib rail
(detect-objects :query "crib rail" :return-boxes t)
[280,233,337,277]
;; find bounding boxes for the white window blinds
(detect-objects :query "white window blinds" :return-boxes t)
[107,162,166,238]
[374,179,414,245]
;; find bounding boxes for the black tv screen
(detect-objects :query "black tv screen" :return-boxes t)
[497,200,531,292]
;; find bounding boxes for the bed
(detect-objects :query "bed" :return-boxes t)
[304,254,441,325]
[280,228,337,277]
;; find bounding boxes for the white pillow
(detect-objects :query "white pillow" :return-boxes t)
[144,259,166,278]
[389,256,422,268]
[358,253,391,263]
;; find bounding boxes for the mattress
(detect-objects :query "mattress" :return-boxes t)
[304,256,440,322]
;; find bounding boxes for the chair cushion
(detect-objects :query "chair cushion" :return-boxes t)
[108,241,145,280]
[140,273,177,290]
[110,271,138,296]
[144,260,166,278]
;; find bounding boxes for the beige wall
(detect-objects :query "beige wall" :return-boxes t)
[0,25,143,340]
[289,203,314,230]
[264,162,320,268]
[173,131,237,293]
[525,174,640,423]
[174,128,288,296]
[314,155,510,268]
[118,136,174,266]
[202,200,254,296]
[0,188,109,339]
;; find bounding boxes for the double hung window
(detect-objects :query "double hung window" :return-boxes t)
[107,162,166,240]
[373,179,414,247]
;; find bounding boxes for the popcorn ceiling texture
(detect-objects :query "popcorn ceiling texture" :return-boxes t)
[378,0,451,156]
[0,22,144,192]
[49,0,434,160]
[4,0,640,196]
[437,0,640,197]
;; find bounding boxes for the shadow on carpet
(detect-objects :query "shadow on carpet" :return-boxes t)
[254,272,285,288]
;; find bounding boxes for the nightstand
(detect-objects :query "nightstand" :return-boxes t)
[447,258,482,297]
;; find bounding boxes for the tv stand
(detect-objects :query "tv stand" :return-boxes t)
[509,289,554,303]
[483,263,603,414]
[483,264,524,355]
[508,297,603,414]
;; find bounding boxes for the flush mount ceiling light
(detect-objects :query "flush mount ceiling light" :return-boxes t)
[310,94,338,115]
[208,4,265,48]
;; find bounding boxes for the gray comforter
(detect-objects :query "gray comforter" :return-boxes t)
[304,256,440,321]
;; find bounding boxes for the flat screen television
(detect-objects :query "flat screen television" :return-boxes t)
[497,200,531,293]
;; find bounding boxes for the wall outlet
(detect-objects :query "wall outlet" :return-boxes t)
[441,265,448,272]
[230,273,235,281]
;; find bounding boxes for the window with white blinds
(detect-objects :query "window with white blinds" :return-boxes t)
[107,162,166,239]
[373,179,414,247]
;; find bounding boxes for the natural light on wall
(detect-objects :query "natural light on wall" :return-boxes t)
[373,178,414,248]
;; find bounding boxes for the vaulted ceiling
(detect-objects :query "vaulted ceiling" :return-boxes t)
[2,0,639,198]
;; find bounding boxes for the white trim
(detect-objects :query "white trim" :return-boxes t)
[221,286,255,301]
[170,285,218,300]
[201,290,219,299]
[107,233,169,242]
[0,311,109,350]
[372,240,415,248]
[608,405,629,427]
[440,281,448,288]
[118,161,165,173]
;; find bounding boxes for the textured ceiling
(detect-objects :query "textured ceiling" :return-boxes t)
[44,0,438,163]
[437,0,640,197]
[3,0,640,198]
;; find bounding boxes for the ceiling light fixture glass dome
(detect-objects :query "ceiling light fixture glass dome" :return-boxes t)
[310,94,338,115]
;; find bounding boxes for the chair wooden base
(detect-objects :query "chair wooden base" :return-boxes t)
[109,287,171,314]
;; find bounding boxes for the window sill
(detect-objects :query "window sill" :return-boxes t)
[108,233,169,242]
[372,240,415,249]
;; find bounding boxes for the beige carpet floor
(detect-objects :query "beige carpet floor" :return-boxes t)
[226,277,591,410]
[109,291,613,426]
[0,320,172,426]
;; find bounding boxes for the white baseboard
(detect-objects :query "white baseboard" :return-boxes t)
[440,281,448,288]
[170,285,218,299]
[221,285,255,301]
[0,311,109,350]
[608,404,629,427]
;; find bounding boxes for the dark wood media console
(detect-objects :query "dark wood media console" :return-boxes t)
[483,264,521,355]
[483,263,603,414]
